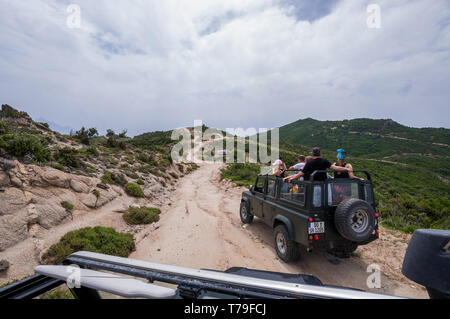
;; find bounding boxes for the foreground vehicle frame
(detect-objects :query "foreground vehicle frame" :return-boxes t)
[1,230,448,300]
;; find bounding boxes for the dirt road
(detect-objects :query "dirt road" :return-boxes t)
[132,162,428,298]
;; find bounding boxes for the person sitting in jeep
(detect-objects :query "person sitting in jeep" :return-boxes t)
[284,147,348,182]
[334,149,356,179]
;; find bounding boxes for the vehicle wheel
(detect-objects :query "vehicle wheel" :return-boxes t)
[328,242,358,259]
[334,198,375,242]
[274,225,300,263]
[240,201,254,224]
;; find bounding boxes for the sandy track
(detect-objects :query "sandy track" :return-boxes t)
[132,162,428,298]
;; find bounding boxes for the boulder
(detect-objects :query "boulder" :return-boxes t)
[0,171,10,187]
[8,173,23,188]
[34,203,69,229]
[96,183,109,190]
[0,260,9,272]
[0,188,31,216]
[0,209,29,251]
[82,193,98,209]
[41,170,70,188]
[70,179,90,193]
[0,158,16,171]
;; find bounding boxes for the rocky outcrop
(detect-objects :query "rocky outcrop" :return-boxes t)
[0,171,10,187]
[0,188,32,216]
[0,161,124,252]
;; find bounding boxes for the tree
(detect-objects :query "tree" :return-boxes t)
[118,129,128,138]
[74,127,98,145]
[106,129,115,138]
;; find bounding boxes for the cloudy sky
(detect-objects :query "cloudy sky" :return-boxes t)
[0,0,449,136]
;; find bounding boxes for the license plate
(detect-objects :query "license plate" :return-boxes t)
[309,222,325,234]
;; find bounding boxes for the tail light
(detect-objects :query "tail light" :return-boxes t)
[309,218,314,222]
[314,235,319,241]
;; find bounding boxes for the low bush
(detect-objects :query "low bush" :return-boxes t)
[42,227,135,265]
[129,172,139,179]
[124,183,145,198]
[85,147,99,157]
[51,163,65,171]
[41,288,74,299]
[221,163,260,187]
[137,179,145,185]
[101,171,127,186]
[0,133,51,162]
[54,147,81,168]
[61,201,74,211]
[123,207,161,225]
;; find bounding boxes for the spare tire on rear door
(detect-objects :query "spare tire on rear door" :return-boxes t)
[334,198,375,242]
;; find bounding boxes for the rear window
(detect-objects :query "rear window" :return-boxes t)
[267,178,277,197]
[328,182,359,206]
[255,177,265,193]
[281,182,306,205]
[364,184,374,204]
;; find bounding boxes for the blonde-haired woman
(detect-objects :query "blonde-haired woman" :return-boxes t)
[272,159,287,178]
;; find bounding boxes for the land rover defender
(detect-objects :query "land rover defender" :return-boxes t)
[240,170,379,262]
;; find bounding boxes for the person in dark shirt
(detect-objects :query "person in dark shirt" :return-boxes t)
[284,147,348,182]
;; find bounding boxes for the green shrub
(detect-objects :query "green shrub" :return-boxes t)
[137,179,145,185]
[54,147,81,168]
[123,207,161,225]
[130,172,139,179]
[125,183,145,198]
[73,127,98,145]
[85,167,97,174]
[51,163,65,171]
[101,171,127,186]
[0,133,51,162]
[85,147,99,157]
[41,288,74,299]
[61,201,74,211]
[42,227,135,265]
[221,163,260,187]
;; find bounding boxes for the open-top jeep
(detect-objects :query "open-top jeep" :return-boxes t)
[240,170,380,262]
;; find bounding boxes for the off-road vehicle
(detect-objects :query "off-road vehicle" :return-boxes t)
[239,170,380,262]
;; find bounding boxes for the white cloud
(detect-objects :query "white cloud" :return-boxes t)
[0,0,449,135]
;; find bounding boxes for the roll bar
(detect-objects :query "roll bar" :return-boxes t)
[273,170,372,182]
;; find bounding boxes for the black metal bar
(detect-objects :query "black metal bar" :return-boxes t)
[310,170,371,181]
[64,257,300,299]
[0,274,64,299]
[70,286,102,300]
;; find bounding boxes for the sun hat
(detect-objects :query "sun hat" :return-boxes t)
[337,149,347,160]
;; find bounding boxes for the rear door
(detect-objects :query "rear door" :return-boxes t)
[262,176,278,224]
[249,176,266,218]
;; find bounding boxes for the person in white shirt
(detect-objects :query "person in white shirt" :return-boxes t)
[289,155,306,181]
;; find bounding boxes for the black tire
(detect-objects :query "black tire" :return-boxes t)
[327,242,358,258]
[334,198,375,242]
[274,225,300,263]
[240,201,254,224]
